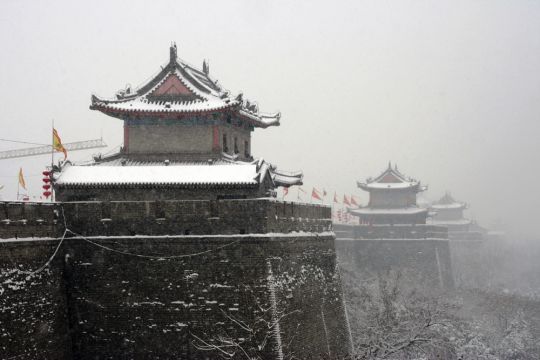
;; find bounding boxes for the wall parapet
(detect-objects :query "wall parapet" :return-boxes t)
[0,200,331,238]
[334,223,448,240]
[0,202,58,239]
[447,231,484,241]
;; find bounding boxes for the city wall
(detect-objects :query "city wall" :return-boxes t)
[334,224,454,289]
[0,200,351,359]
[448,238,488,289]
[0,239,71,359]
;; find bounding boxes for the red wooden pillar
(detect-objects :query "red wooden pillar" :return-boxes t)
[212,125,220,152]
[123,121,129,153]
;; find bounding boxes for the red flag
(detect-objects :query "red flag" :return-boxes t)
[351,196,359,207]
[333,192,339,203]
[343,195,351,206]
[312,188,322,201]
[283,187,289,197]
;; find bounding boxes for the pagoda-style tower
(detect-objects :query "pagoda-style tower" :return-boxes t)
[429,193,471,232]
[350,163,428,224]
[90,44,279,161]
[54,44,302,201]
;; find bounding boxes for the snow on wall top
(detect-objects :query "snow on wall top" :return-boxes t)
[349,207,428,216]
[428,219,472,226]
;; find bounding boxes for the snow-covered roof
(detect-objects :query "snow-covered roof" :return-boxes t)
[357,163,426,192]
[359,182,418,190]
[90,44,280,128]
[56,163,258,187]
[54,157,302,188]
[349,207,428,216]
[430,193,467,210]
[431,203,466,210]
[272,172,304,186]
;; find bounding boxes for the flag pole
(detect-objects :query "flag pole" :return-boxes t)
[51,119,54,203]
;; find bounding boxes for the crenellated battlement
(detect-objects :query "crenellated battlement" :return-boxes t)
[0,200,331,239]
[63,199,331,236]
[0,202,57,224]
[334,223,448,240]
[0,202,58,239]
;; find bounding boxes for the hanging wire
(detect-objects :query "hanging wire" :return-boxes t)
[0,138,49,146]
[0,174,43,178]
[25,206,69,275]
[27,229,68,275]
[21,205,241,274]
[67,229,241,260]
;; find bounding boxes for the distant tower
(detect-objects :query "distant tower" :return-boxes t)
[351,163,428,224]
[427,192,488,240]
[429,193,469,230]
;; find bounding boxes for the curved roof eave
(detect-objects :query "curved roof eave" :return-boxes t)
[90,46,281,128]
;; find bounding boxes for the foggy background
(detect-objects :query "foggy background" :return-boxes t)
[0,0,539,237]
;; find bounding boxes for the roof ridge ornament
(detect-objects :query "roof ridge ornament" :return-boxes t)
[235,92,244,103]
[90,46,281,129]
[169,42,177,64]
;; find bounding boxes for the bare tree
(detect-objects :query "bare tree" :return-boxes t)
[190,282,300,360]
[344,270,459,359]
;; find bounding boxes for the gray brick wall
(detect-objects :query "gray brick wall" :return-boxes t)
[0,200,351,359]
[0,240,71,359]
[334,224,454,290]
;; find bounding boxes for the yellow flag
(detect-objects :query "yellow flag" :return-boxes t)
[18,168,26,190]
[53,128,67,159]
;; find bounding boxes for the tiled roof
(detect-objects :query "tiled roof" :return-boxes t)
[55,163,259,187]
[357,162,426,192]
[90,45,280,128]
[431,193,467,210]
[55,155,302,189]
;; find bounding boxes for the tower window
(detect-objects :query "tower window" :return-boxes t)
[222,134,228,153]
[234,137,239,154]
[244,140,250,157]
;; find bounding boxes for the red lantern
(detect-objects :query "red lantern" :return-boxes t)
[43,169,53,199]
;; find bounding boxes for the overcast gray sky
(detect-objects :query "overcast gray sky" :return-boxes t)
[0,0,539,236]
